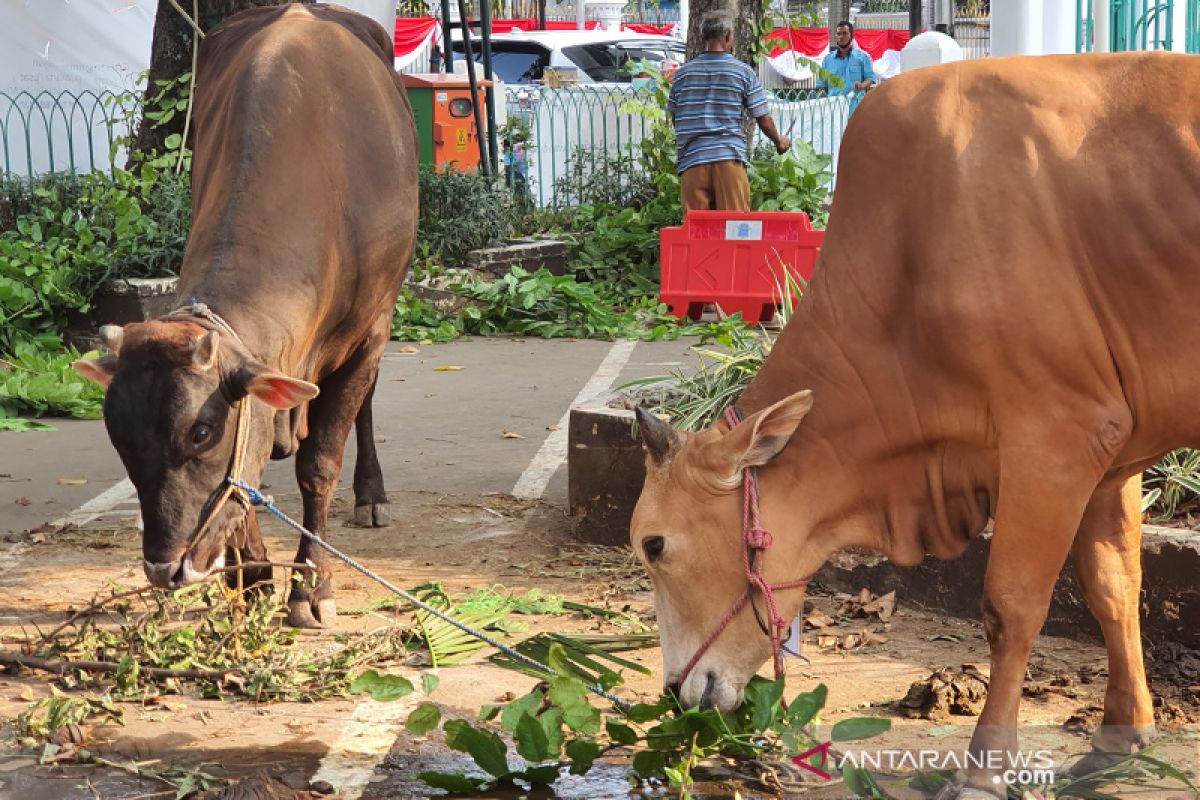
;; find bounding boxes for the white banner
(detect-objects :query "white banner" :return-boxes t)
[0,0,398,176]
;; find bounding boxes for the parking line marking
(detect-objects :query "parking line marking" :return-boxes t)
[311,691,422,799]
[511,339,637,500]
[50,478,137,529]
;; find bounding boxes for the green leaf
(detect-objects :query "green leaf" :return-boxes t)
[744,675,785,732]
[164,133,182,150]
[421,672,439,695]
[841,762,884,797]
[605,719,639,746]
[520,764,561,785]
[631,749,666,777]
[546,640,572,676]
[548,677,600,735]
[831,716,891,742]
[625,700,670,724]
[405,702,441,736]
[500,690,543,734]
[514,712,552,763]
[783,683,828,728]
[416,771,488,792]
[443,719,510,777]
[564,738,601,775]
[349,669,414,701]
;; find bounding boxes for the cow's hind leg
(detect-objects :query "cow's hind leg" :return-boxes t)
[288,334,388,628]
[351,375,389,527]
[956,443,1110,797]
[1070,474,1155,774]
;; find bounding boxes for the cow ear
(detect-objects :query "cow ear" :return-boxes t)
[98,324,124,355]
[636,406,681,467]
[726,390,814,471]
[245,372,320,409]
[191,331,220,371]
[73,355,118,388]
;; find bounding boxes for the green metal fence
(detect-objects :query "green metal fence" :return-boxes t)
[1,90,134,178]
[1077,0,1200,52]
[505,86,855,207]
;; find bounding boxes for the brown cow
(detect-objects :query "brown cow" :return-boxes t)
[73,4,417,628]
[631,52,1197,796]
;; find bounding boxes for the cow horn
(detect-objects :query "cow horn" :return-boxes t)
[192,330,220,371]
[98,324,124,355]
[636,406,681,467]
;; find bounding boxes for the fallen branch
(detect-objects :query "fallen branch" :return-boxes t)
[0,651,234,681]
[37,560,310,644]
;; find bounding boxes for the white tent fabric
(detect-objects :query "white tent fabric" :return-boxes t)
[0,0,397,175]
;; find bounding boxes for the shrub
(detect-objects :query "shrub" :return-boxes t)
[417,166,519,266]
[0,161,190,354]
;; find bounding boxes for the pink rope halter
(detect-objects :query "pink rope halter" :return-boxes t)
[676,407,810,688]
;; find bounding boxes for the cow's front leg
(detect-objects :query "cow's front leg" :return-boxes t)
[289,343,384,628]
[1069,474,1156,774]
[954,450,1104,798]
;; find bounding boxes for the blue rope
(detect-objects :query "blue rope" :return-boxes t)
[228,477,630,710]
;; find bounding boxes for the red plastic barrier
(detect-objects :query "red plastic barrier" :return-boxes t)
[659,211,824,323]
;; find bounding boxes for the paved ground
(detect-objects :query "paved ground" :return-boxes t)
[0,336,698,533]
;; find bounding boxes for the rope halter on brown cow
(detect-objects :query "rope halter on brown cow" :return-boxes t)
[676,406,811,690]
[167,302,255,590]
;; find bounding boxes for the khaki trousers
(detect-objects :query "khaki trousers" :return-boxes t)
[679,159,751,212]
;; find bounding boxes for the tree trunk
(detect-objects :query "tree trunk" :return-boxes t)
[829,0,852,42]
[684,0,767,146]
[132,0,314,159]
[685,0,764,68]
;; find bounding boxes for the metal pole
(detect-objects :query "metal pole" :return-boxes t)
[479,0,500,175]
[441,0,455,71]
[909,0,923,37]
[456,0,491,175]
[538,0,547,30]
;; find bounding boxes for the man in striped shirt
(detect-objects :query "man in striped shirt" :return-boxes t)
[666,12,790,212]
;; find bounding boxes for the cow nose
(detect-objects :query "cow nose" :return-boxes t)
[144,559,184,588]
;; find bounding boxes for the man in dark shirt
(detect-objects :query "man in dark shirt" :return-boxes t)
[666,12,790,211]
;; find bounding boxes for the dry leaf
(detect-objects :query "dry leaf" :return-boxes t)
[546,424,561,432]
[433,365,463,371]
[501,431,525,439]
[861,630,889,646]
[56,478,87,486]
[29,533,46,544]
[17,686,34,701]
[805,611,835,629]
[861,590,896,621]
[400,345,419,353]
[14,497,30,506]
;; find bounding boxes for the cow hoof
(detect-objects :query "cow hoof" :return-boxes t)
[353,502,390,527]
[1070,749,1125,777]
[287,599,326,629]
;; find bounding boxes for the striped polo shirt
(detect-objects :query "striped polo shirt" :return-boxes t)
[666,52,770,174]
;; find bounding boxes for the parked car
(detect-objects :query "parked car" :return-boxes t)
[450,30,684,85]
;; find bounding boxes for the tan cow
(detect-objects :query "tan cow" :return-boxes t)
[632,52,1198,796]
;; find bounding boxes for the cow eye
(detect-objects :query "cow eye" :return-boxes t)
[192,423,213,447]
[643,536,665,563]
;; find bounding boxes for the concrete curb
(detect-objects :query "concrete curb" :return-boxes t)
[566,398,1200,648]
